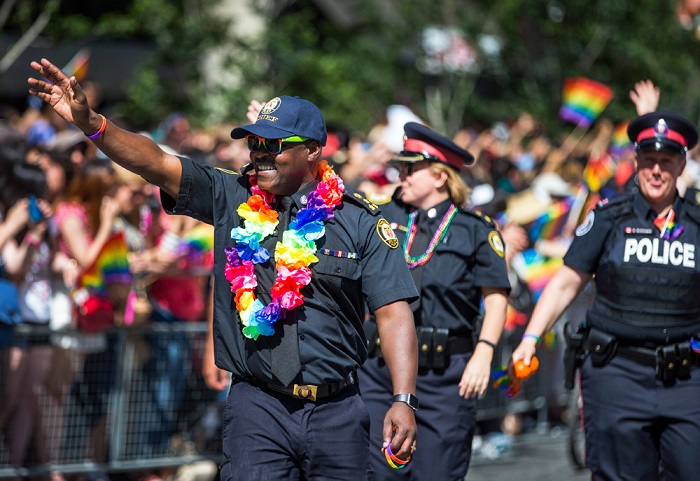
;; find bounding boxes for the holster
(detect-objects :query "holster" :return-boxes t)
[563,322,587,389]
[585,327,618,367]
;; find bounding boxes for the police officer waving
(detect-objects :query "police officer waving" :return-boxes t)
[28,59,420,481]
[359,122,510,481]
[512,110,700,481]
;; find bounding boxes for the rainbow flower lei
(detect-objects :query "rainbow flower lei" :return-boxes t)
[224,160,344,340]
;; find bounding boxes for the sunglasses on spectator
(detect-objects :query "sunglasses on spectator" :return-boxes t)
[245,135,310,154]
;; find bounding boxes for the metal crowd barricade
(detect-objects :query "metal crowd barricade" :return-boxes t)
[0,323,223,479]
[1,323,553,479]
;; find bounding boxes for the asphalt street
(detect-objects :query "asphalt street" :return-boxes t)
[465,428,591,481]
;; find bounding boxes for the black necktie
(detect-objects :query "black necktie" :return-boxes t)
[409,210,431,320]
[270,196,302,386]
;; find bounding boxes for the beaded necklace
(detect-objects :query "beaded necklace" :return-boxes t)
[224,160,344,340]
[403,204,458,269]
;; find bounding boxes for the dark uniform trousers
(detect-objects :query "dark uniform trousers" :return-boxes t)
[581,355,700,481]
[359,353,476,481]
[219,379,372,481]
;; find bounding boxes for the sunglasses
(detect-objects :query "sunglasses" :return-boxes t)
[245,135,310,154]
[397,161,432,176]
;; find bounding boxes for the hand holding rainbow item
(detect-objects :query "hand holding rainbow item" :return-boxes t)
[492,356,539,398]
[224,160,344,340]
[384,442,411,469]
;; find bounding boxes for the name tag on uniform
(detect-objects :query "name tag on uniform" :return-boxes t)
[623,227,653,235]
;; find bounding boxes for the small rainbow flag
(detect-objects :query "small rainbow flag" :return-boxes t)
[528,197,574,242]
[608,120,633,159]
[62,49,90,83]
[515,249,563,302]
[583,153,615,192]
[79,232,131,293]
[558,77,614,128]
[178,224,214,259]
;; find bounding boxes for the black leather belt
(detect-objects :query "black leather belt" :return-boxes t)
[249,371,357,402]
[616,345,658,367]
[444,336,473,354]
[616,345,700,367]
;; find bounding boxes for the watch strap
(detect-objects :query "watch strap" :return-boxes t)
[393,393,419,411]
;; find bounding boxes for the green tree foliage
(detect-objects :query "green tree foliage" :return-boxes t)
[249,0,700,136]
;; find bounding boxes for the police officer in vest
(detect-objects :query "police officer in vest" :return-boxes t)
[359,122,510,481]
[512,110,700,481]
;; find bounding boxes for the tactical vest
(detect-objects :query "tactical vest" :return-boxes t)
[588,196,700,340]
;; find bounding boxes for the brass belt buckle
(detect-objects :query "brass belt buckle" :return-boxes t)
[292,384,318,401]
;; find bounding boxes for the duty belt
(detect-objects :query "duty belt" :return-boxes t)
[248,371,357,402]
[616,342,699,383]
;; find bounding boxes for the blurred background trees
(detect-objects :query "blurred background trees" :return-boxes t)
[3,0,700,135]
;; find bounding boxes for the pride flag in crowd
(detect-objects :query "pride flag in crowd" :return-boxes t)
[608,120,633,159]
[528,197,574,242]
[558,77,614,128]
[62,49,90,83]
[514,248,563,302]
[583,153,615,192]
[79,232,131,293]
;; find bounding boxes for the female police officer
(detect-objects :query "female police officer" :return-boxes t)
[28,58,420,481]
[359,122,510,481]
[512,110,700,481]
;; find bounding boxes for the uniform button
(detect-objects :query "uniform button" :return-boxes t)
[301,365,307,371]
[299,334,306,341]
[335,267,341,273]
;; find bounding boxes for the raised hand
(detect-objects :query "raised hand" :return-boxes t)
[27,58,92,130]
[629,80,660,116]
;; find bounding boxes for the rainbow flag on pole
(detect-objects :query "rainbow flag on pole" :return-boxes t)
[79,232,131,293]
[528,197,574,242]
[608,120,633,159]
[583,153,615,192]
[558,77,614,128]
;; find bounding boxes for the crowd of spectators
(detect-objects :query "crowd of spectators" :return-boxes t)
[1,78,699,479]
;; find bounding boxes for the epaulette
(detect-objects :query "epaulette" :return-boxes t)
[214,167,241,175]
[595,193,634,220]
[365,192,392,205]
[344,190,383,216]
[464,207,497,227]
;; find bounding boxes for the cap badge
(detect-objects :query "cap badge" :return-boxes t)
[654,119,668,137]
[260,97,282,115]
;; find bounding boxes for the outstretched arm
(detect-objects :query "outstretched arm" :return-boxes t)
[27,58,182,199]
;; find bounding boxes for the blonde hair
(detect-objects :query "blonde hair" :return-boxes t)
[430,163,471,207]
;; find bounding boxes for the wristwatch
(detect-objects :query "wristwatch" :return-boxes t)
[393,393,419,411]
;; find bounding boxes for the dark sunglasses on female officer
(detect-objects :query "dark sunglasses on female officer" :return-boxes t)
[396,160,434,176]
[245,135,310,155]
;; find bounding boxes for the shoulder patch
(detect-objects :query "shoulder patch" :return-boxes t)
[343,191,382,215]
[376,218,399,249]
[488,231,505,258]
[576,211,595,236]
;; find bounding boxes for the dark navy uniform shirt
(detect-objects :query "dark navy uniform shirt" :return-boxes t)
[161,157,418,385]
[564,190,700,345]
[380,196,510,333]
